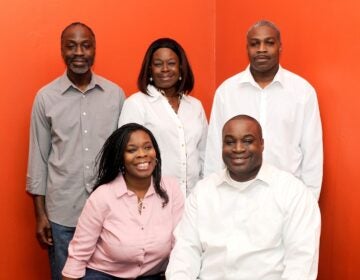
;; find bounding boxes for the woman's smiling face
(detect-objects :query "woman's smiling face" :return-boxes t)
[123,130,157,180]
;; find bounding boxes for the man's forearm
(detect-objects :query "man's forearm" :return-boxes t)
[33,195,46,218]
[33,194,53,246]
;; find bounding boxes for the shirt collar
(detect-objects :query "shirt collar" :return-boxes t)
[59,71,105,95]
[114,174,156,198]
[217,162,273,190]
[237,65,284,88]
[146,84,163,102]
[272,65,285,85]
[254,162,274,186]
[146,84,190,104]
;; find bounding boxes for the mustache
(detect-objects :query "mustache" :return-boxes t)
[254,54,271,59]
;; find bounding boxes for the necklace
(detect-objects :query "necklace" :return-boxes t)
[158,88,182,113]
[138,198,144,215]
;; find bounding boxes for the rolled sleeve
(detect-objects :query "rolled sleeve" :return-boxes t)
[26,93,51,195]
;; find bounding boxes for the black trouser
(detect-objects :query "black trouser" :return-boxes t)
[83,267,165,280]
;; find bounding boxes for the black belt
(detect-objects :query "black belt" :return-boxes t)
[135,272,165,280]
[84,268,165,280]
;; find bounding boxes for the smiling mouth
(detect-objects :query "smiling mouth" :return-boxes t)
[136,162,150,170]
[231,157,249,165]
[71,59,87,65]
[159,74,175,79]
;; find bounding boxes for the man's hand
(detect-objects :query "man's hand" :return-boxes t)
[36,212,53,246]
[33,195,53,246]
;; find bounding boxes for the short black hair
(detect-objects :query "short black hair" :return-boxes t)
[61,22,96,43]
[224,114,263,139]
[247,20,281,42]
[137,37,194,95]
[93,123,168,206]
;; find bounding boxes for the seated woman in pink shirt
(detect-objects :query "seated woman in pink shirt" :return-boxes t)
[62,123,184,280]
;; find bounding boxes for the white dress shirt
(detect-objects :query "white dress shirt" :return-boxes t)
[166,163,321,280]
[205,65,323,200]
[118,85,208,196]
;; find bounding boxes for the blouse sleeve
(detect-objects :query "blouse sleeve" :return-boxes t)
[62,188,108,278]
[198,103,208,179]
[118,94,146,128]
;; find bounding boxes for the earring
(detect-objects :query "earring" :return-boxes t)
[149,76,153,82]
[179,76,182,81]
[120,166,125,175]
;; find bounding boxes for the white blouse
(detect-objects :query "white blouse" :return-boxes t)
[118,85,208,196]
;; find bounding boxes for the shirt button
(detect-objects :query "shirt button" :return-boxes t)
[141,227,144,230]
[86,183,90,187]
[82,95,86,98]
[86,166,90,169]
[84,130,88,134]
[84,148,89,151]
[82,112,86,116]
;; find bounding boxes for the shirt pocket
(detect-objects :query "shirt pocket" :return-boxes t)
[268,93,298,133]
[245,210,283,249]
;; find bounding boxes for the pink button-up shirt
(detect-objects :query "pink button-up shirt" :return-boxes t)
[62,175,184,278]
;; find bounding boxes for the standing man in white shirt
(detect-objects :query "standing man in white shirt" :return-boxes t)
[166,115,321,280]
[205,20,323,200]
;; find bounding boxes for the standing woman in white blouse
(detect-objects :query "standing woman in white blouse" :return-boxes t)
[119,38,208,196]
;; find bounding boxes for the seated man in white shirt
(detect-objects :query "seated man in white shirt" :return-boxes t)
[166,114,321,280]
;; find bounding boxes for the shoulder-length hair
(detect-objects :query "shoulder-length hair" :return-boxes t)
[93,123,168,206]
[137,37,194,95]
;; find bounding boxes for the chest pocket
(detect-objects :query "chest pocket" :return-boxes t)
[244,208,283,249]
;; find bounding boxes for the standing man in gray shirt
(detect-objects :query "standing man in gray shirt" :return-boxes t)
[26,22,125,280]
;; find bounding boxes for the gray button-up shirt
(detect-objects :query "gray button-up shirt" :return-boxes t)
[26,72,125,226]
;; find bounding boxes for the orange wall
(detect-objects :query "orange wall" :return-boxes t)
[1,0,359,279]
